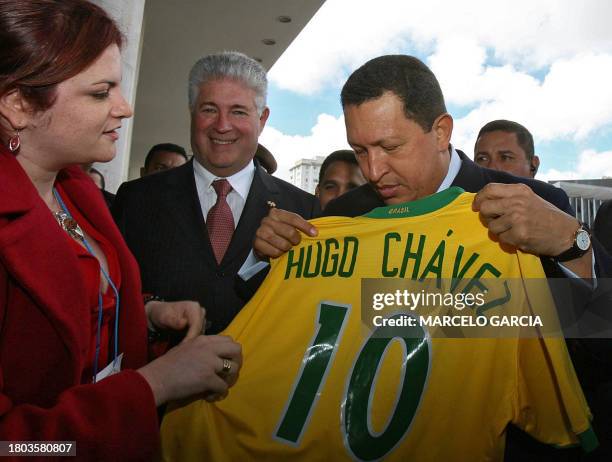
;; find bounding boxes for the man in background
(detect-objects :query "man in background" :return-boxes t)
[140,142,189,177]
[315,149,365,210]
[474,119,540,178]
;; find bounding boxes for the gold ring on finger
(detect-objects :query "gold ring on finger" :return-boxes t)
[221,358,232,375]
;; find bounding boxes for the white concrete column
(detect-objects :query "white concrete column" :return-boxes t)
[91,0,146,193]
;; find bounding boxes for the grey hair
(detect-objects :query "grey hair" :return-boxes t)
[188,51,268,114]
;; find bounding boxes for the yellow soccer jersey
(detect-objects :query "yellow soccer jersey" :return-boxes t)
[161,187,595,462]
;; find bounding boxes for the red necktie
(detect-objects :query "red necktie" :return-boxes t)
[207,179,234,264]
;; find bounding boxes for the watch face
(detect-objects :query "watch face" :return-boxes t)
[576,229,591,251]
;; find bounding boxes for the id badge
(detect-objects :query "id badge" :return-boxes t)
[94,353,124,382]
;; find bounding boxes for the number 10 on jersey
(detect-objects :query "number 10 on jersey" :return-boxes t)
[274,302,431,460]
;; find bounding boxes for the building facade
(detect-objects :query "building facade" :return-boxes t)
[550,179,612,227]
[289,156,326,193]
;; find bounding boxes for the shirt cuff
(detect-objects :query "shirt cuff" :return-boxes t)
[557,251,597,288]
[238,249,270,281]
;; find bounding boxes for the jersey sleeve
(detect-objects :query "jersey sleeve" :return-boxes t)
[513,251,596,452]
[514,336,595,451]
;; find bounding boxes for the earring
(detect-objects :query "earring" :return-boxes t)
[8,130,20,153]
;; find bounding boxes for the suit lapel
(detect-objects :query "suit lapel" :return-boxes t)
[221,163,279,267]
[0,152,88,371]
[451,150,487,192]
[164,161,218,267]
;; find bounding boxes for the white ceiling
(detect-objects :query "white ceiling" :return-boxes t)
[129,0,324,179]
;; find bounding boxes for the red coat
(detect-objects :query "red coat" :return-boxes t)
[0,147,159,460]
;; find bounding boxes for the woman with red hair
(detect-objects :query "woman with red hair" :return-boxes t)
[0,1,241,459]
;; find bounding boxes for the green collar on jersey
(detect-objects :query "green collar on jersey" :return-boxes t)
[364,186,466,219]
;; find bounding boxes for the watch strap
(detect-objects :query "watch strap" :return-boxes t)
[554,223,591,262]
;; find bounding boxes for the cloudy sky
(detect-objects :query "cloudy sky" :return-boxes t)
[259,0,612,183]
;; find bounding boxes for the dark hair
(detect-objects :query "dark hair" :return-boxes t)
[476,119,535,160]
[255,143,277,174]
[0,0,123,140]
[318,150,358,183]
[144,143,188,169]
[88,167,105,190]
[341,55,447,132]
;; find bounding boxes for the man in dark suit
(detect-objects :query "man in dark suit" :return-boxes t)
[254,55,611,461]
[256,56,598,281]
[113,52,319,334]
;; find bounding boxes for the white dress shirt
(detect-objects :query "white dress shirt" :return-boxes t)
[193,159,255,228]
[436,146,462,192]
[193,158,265,279]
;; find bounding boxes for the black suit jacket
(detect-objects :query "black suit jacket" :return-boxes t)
[324,150,612,460]
[594,200,612,255]
[113,159,320,333]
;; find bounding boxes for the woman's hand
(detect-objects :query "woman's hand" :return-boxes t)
[145,300,206,341]
[137,335,242,406]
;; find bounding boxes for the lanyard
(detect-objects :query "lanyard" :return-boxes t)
[53,188,120,383]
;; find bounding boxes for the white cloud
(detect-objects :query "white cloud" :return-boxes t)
[539,149,612,181]
[266,0,612,179]
[270,0,612,95]
[266,47,612,180]
[260,113,350,181]
[449,52,612,154]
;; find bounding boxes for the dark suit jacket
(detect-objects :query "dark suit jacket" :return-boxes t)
[113,159,320,334]
[594,200,612,255]
[0,147,158,460]
[101,188,115,208]
[324,149,612,461]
